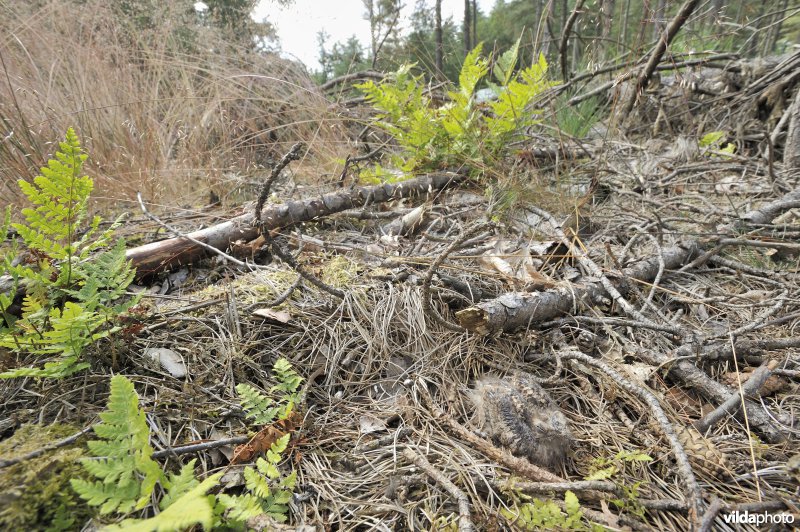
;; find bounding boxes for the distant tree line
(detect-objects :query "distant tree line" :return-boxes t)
[315,0,800,83]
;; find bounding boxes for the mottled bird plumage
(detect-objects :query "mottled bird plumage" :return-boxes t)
[468,373,571,470]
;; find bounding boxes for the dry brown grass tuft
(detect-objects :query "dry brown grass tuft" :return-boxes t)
[0,0,348,211]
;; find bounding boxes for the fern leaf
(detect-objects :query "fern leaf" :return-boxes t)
[73,375,165,514]
[13,128,92,261]
[493,36,521,86]
[104,473,221,532]
[160,459,200,510]
[70,477,139,515]
[244,465,272,499]
[271,358,303,394]
[236,383,278,425]
[458,43,487,98]
[217,493,266,522]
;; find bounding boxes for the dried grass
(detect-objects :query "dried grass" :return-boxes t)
[0,0,348,210]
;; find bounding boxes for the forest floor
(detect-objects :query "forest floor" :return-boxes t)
[1,52,799,531]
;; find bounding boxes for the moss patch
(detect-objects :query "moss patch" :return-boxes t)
[0,424,93,531]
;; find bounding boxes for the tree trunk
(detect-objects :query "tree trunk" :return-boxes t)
[602,0,615,42]
[763,0,789,55]
[435,0,443,77]
[621,0,631,49]
[653,0,667,42]
[364,0,377,59]
[533,0,544,47]
[621,0,702,117]
[463,0,472,54]
[472,0,477,45]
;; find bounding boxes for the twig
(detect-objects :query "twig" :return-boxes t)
[403,447,475,532]
[694,360,779,434]
[507,479,617,494]
[698,497,724,532]
[247,275,303,311]
[529,206,681,337]
[620,0,702,117]
[559,0,586,81]
[554,349,703,526]
[152,435,252,459]
[422,222,488,332]
[137,192,253,269]
[255,142,304,224]
[269,239,345,299]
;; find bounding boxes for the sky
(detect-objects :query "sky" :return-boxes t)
[253,0,494,70]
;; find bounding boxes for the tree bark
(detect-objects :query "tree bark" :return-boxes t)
[559,0,586,81]
[782,88,800,169]
[457,184,800,334]
[126,172,466,278]
[435,0,443,77]
[463,0,472,54]
[653,0,667,42]
[456,241,700,334]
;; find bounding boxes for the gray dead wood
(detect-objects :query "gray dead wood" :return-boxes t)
[125,172,465,278]
[635,347,786,443]
[620,0,701,117]
[784,87,800,168]
[459,185,800,334]
[456,241,699,334]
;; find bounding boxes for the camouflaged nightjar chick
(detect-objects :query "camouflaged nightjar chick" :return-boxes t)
[467,373,571,470]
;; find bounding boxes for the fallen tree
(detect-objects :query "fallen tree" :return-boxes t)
[457,186,800,334]
[126,172,466,278]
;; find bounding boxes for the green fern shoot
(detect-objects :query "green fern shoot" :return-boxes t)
[0,128,139,378]
[236,357,303,425]
[70,375,165,515]
[356,37,555,178]
[72,368,301,529]
[71,375,223,531]
[217,434,297,524]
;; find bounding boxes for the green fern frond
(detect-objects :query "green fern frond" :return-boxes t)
[271,358,303,395]
[0,128,139,379]
[160,459,201,510]
[237,358,303,425]
[217,493,267,522]
[71,375,165,514]
[458,43,488,99]
[236,383,279,425]
[244,465,273,499]
[105,473,222,532]
[493,36,521,86]
[14,128,91,261]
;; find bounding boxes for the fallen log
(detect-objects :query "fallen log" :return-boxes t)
[126,172,466,278]
[459,186,800,334]
[456,241,700,334]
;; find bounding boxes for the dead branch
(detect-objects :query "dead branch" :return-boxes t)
[783,87,800,168]
[620,0,702,117]
[126,172,466,278]
[456,241,699,334]
[403,448,475,532]
[559,0,586,82]
[635,345,787,443]
[554,349,702,526]
[693,360,780,434]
